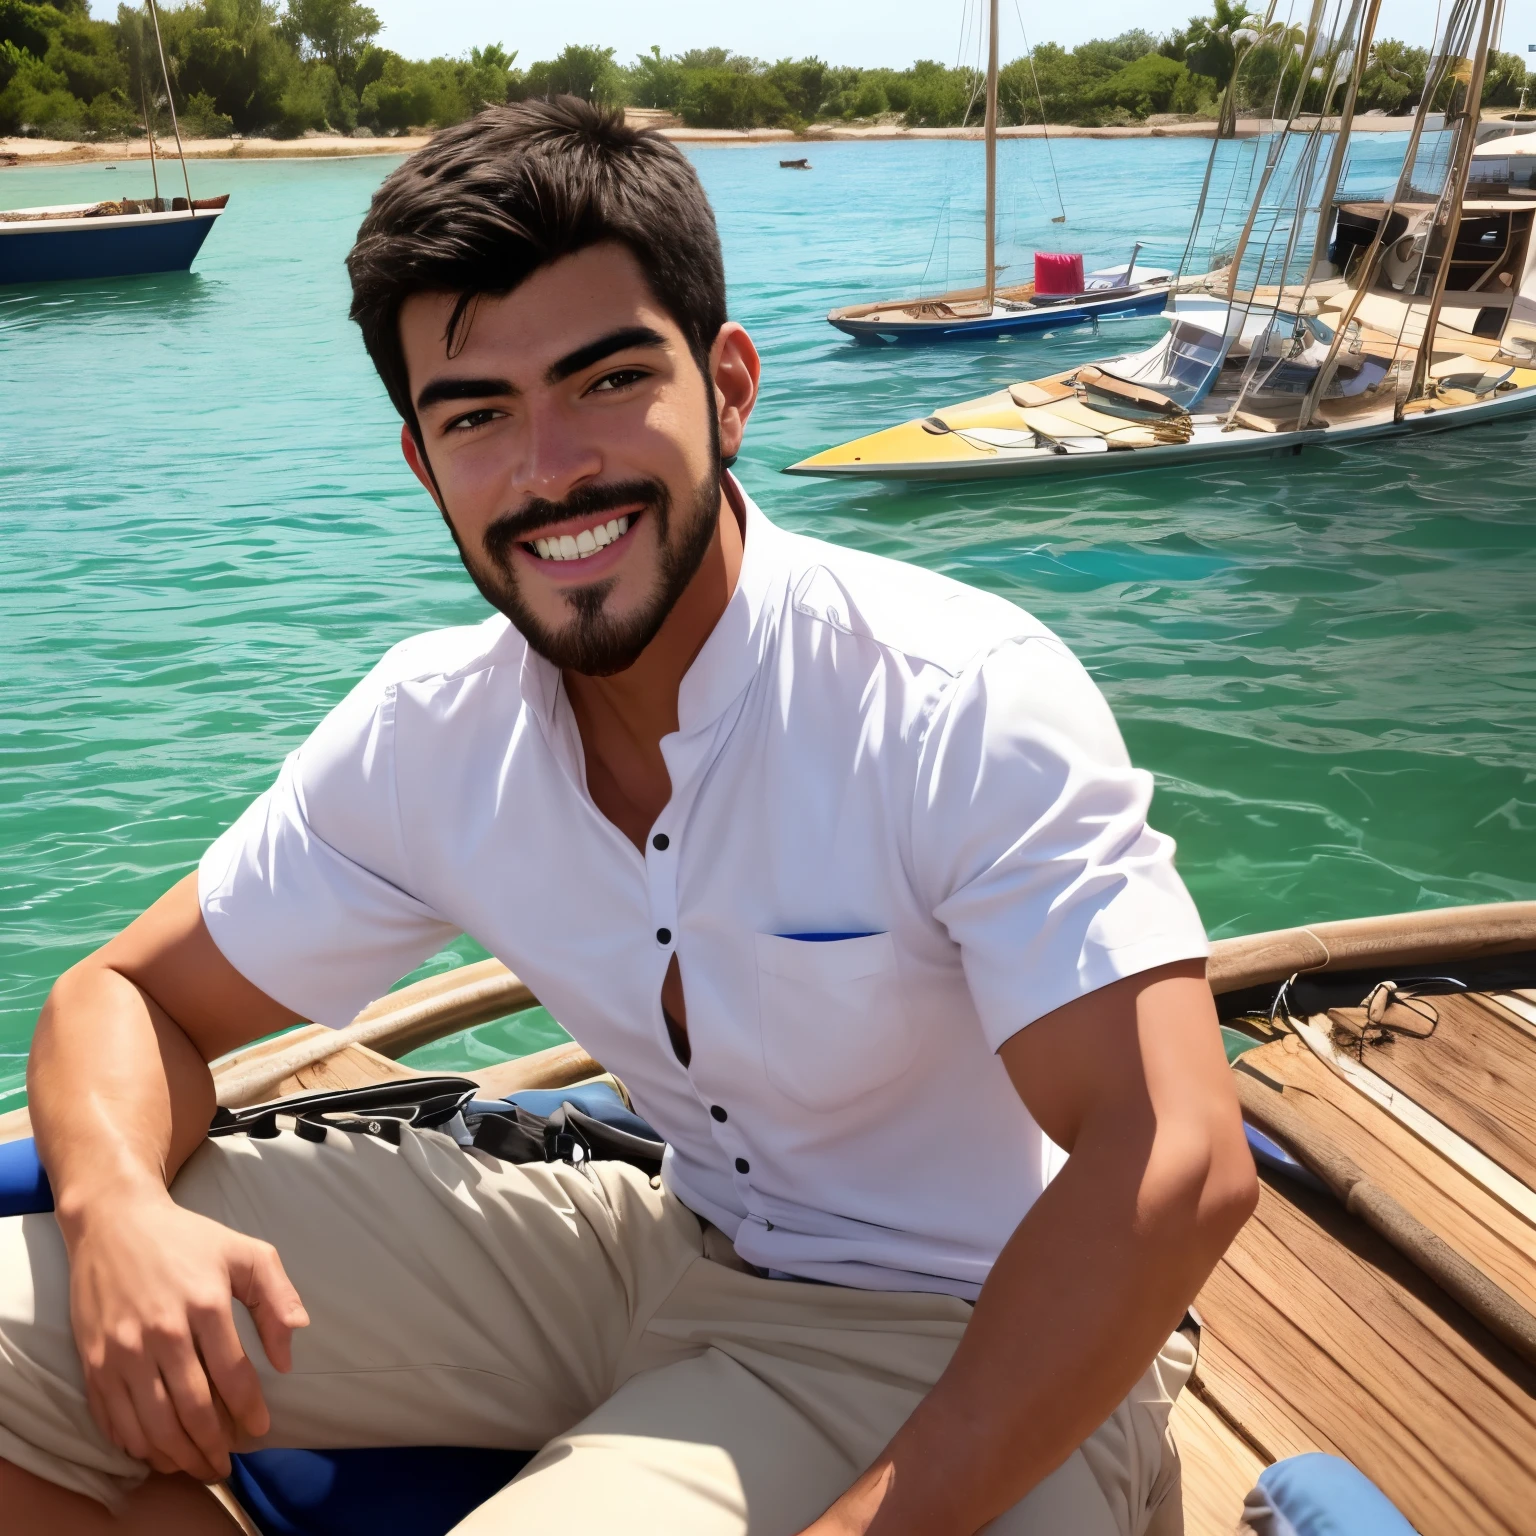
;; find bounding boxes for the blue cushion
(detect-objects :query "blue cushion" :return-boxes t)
[228,1446,533,1536]
[0,1137,51,1216]
[1245,1452,1420,1535]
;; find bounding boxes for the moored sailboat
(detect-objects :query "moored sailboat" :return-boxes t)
[792,0,1536,479]
[0,0,228,286]
[824,0,1172,344]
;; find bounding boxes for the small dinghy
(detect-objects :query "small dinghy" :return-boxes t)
[0,194,229,285]
[823,0,1167,346]
[779,157,812,170]
[5,902,1536,1533]
[0,0,226,287]
[827,248,1174,343]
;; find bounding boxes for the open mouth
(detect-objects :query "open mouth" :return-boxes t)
[524,512,636,564]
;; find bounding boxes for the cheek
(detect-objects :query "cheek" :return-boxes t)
[435,441,513,531]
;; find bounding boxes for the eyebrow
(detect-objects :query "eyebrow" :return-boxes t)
[413,325,670,415]
[545,325,669,383]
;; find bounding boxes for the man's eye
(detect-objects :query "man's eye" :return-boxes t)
[588,368,649,394]
[446,408,500,433]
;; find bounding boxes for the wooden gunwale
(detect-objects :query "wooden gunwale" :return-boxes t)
[4,900,1531,1145]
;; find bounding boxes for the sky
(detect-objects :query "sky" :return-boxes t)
[102,0,1530,69]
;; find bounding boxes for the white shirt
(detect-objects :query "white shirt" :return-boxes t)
[200,480,1207,1298]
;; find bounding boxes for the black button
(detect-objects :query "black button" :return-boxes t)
[656,927,672,945]
[710,1105,727,1122]
[652,833,669,851]
[734,1157,750,1175]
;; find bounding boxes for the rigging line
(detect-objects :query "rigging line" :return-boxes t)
[1295,0,1478,420]
[137,68,159,206]
[144,0,192,213]
[1011,0,1067,224]
[1224,119,1333,423]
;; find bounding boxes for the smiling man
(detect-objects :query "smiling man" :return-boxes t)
[0,100,1256,1535]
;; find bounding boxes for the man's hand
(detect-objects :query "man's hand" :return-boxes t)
[64,1192,308,1481]
[28,873,305,1479]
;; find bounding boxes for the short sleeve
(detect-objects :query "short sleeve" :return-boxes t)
[911,634,1207,1050]
[198,668,459,1028]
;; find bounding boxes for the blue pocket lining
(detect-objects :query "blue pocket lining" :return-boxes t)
[774,932,881,942]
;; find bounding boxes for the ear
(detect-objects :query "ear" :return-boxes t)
[709,323,760,463]
[400,423,443,510]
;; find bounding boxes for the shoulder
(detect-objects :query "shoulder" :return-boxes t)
[357,614,521,697]
[773,526,1052,680]
[296,615,521,794]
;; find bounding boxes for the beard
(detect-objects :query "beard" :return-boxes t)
[444,451,722,678]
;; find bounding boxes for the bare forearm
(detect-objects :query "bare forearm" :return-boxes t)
[854,1117,1254,1535]
[29,963,216,1227]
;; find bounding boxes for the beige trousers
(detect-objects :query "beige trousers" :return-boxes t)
[0,1125,1194,1534]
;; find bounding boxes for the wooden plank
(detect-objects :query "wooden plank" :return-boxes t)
[1171,1386,1265,1536]
[1193,1281,1335,1463]
[1239,1193,1536,1490]
[1200,1227,1503,1532]
[1289,1015,1536,1226]
[1326,992,1536,1189]
[1197,1177,1536,1534]
[1244,1037,1536,1313]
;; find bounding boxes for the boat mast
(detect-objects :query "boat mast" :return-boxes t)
[145,0,194,214]
[1404,0,1497,407]
[138,72,160,206]
[1305,0,1383,285]
[984,0,999,308]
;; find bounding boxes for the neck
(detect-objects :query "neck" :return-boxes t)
[562,480,745,752]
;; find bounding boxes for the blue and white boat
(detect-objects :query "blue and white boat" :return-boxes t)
[824,0,1168,345]
[825,259,1175,343]
[0,0,226,288]
[0,195,227,286]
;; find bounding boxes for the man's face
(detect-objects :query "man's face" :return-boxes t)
[398,243,750,676]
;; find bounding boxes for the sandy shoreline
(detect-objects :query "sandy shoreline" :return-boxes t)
[0,114,1453,167]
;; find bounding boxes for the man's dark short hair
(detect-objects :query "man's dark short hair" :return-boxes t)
[347,97,728,433]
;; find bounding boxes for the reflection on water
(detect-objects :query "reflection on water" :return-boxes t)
[2,141,1533,1101]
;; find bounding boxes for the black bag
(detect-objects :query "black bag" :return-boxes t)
[208,1076,665,1178]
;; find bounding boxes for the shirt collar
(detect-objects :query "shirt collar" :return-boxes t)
[517,472,789,737]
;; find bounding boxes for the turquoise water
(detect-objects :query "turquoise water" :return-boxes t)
[3,138,1534,1107]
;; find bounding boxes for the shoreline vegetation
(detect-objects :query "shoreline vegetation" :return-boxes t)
[2,0,1531,165]
[10,111,1521,166]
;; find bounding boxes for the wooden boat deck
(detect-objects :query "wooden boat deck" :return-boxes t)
[5,911,1536,1533]
[1179,988,1536,1535]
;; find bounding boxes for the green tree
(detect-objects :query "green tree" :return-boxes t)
[281,0,377,86]
[521,43,624,106]
[626,44,687,109]
[1091,52,1189,118]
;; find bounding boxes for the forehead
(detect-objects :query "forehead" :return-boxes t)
[397,242,682,381]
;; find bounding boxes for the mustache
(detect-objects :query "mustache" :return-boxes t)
[483,478,669,558]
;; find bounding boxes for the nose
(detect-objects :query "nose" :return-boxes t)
[512,393,602,505]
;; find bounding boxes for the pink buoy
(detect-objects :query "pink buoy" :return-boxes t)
[1033,251,1085,295]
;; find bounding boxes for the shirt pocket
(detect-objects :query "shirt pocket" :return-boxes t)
[754,932,917,1112]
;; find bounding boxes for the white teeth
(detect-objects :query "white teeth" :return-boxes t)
[530,514,634,561]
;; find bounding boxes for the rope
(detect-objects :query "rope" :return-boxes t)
[1012,0,1067,224]
[144,0,193,212]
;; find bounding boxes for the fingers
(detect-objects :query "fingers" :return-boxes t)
[152,1327,236,1479]
[192,1296,271,1441]
[89,1332,217,1479]
[230,1238,309,1374]
[123,1354,224,1481]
